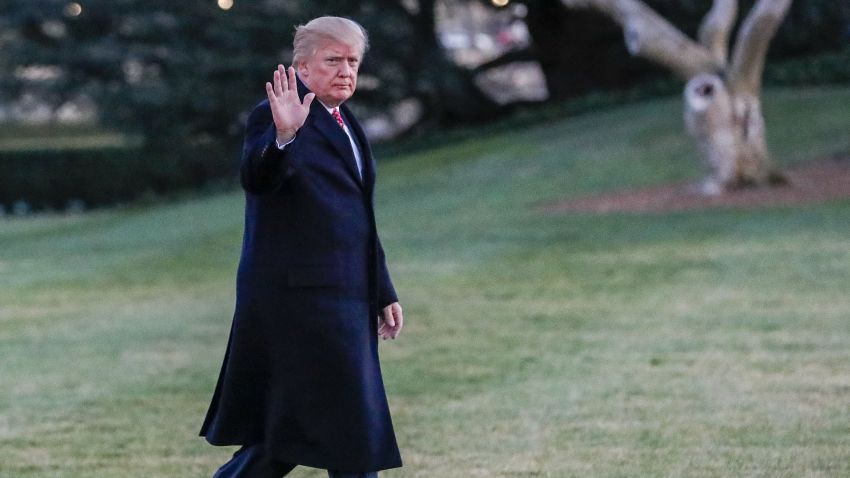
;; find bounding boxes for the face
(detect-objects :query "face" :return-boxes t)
[297,39,362,107]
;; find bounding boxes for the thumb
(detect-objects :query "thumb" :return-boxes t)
[303,92,316,108]
[384,308,395,327]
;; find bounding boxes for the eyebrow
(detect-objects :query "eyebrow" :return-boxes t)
[324,55,360,62]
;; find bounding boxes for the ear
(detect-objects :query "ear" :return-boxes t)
[296,59,309,78]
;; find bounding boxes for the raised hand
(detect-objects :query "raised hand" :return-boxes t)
[265,64,315,143]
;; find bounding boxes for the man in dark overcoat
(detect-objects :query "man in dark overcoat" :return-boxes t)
[199,16,404,478]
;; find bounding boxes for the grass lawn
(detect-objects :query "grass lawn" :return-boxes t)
[1,85,849,477]
[0,124,142,152]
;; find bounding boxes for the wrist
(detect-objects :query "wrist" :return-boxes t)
[276,129,296,144]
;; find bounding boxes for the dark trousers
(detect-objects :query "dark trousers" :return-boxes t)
[213,444,378,478]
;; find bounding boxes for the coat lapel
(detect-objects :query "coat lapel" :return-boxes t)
[341,103,376,193]
[297,79,365,190]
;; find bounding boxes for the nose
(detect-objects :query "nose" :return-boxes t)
[338,62,352,77]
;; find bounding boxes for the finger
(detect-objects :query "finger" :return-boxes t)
[302,92,316,108]
[391,309,403,339]
[288,66,297,91]
[265,82,275,102]
[272,70,283,96]
[279,64,290,91]
[383,307,395,327]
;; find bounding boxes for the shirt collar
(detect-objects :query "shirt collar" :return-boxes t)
[318,100,342,114]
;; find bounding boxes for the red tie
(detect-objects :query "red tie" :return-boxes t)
[331,108,345,129]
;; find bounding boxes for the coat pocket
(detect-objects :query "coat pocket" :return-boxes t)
[286,265,340,288]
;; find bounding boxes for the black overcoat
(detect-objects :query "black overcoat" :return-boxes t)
[200,80,401,473]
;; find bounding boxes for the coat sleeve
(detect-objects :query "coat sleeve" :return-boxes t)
[377,235,399,308]
[240,100,300,195]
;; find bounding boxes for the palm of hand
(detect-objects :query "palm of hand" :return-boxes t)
[265,65,316,138]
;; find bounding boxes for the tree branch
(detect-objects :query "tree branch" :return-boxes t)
[727,0,793,95]
[560,0,719,79]
[698,0,738,68]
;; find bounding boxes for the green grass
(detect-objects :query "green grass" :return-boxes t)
[0,124,143,152]
[2,85,849,477]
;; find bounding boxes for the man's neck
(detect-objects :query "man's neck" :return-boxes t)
[318,99,342,111]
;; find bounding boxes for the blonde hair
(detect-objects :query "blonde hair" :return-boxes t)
[293,17,369,65]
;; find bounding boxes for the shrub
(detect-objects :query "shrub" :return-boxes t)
[0,144,235,211]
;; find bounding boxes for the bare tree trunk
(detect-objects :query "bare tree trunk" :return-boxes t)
[730,93,772,184]
[684,74,779,194]
[561,0,792,194]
